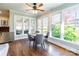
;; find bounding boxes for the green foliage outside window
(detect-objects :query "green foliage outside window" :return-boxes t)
[64,26,77,41]
[52,24,79,41]
[52,24,60,38]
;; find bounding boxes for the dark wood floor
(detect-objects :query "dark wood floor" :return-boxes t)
[8,39,79,56]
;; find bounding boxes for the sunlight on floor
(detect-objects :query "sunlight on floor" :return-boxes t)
[48,45,61,56]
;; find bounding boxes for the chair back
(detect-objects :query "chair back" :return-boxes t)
[28,34,34,41]
[35,34,43,44]
[36,31,39,33]
[45,32,49,38]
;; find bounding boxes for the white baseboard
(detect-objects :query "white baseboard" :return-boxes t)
[48,37,79,54]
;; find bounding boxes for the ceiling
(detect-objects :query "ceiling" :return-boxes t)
[0,3,63,17]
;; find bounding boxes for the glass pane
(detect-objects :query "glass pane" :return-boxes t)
[63,9,76,42]
[51,13,61,38]
[42,17,48,35]
[16,17,23,35]
[63,8,79,45]
[23,18,29,34]
[37,19,42,33]
[30,19,36,34]
[74,8,79,45]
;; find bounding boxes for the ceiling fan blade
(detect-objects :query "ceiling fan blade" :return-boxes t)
[38,3,43,8]
[36,9,44,11]
[39,10,44,11]
[25,3,33,8]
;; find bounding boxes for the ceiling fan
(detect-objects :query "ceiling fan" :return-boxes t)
[25,3,44,12]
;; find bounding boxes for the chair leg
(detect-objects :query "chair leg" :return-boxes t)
[34,43,37,49]
[43,41,45,48]
[43,41,49,50]
[41,43,44,49]
[41,41,46,50]
[29,41,31,48]
[33,42,36,48]
[33,42,35,48]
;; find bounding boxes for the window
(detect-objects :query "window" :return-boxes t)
[51,13,61,38]
[15,16,23,35]
[37,17,48,35]
[23,18,29,34]
[63,7,79,45]
[50,5,79,45]
[37,19,42,33]
[30,18,36,34]
[63,9,75,41]
[42,17,48,35]
[74,8,79,45]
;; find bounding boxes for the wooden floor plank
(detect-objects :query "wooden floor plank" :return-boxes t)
[8,39,79,56]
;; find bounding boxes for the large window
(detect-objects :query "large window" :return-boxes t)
[51,13,61,38]
[14,14,36,39]
[30,18,36,34]
[37,19,42,33]
[63,9,75,41]
[37,17,48,35]
[15,15,23,35]
[42,17,48,35]
[75,8,79,45]
[23,17,29,34]
[63,7,79,45]
[50,5,79,45]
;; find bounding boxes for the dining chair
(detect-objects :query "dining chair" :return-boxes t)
[28,34,34,48]
[36,31,39,33]
[33,34,45,49]
[45,32,49,38]
[43,32,49,50]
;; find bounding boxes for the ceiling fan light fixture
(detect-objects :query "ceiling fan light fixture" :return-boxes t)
[25,3,44,14]
[33,10,38,14]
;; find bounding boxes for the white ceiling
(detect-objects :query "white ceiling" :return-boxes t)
[0,3,63,17]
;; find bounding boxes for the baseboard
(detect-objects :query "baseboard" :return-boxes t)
[48,37,79,55]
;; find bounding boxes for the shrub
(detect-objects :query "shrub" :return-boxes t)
[52,24,60,38]
[64,26,77,41]
[52,24,78,41]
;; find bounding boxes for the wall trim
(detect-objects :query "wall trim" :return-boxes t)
[48,37,79,55]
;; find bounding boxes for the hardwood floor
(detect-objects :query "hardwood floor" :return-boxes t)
[8,39,79,56]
